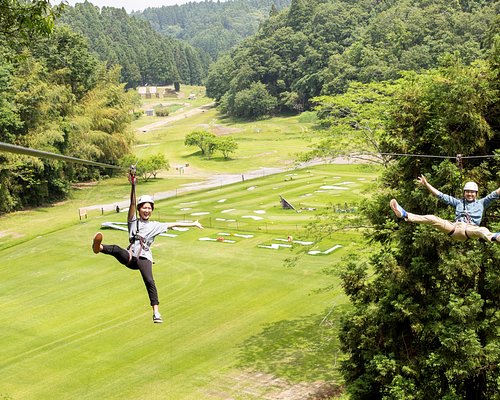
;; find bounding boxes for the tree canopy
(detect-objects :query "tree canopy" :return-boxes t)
[206,0,498,118]
[134,0,291,61]
[338,46,500,400]
[58,2,207,88]
[0,3,139,213]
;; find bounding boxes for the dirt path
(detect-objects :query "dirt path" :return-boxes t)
[138,102,215,133]
[83,157,361,213]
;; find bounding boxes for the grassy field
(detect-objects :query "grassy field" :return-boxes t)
[0,87,380,400]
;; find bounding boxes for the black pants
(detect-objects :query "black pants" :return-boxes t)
[101,245,159,306]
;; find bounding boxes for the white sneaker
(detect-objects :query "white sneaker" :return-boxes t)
[153,313,163,323]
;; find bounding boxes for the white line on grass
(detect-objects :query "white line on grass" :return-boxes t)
[308,245,343,255]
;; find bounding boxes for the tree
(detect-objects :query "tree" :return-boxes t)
[0,0,59,46]
[139,153,169,181]
[59,2,206,88]
[205,54,235,102]
[338,57,500,399]
[216,136,238,159]
[205,0,497,114]
[230,81,277,118]
[310,81,399,166]
[30,25,99,100]
[184,130,217,156]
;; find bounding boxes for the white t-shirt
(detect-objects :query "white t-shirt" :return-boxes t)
[128,217,169,262]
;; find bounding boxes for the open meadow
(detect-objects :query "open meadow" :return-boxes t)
[0,87,380,399]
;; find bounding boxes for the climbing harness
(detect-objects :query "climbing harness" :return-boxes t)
[126,164,147,260]
[455,154,472,224]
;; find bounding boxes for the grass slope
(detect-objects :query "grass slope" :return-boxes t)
[0,88,379,399]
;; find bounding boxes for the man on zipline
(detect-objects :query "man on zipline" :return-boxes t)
[92,168,203,323]
[390,176,500,242]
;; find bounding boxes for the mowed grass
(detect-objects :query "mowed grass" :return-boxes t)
[0,164,378,399]
[0,85,380,399]
[133,109,320,176]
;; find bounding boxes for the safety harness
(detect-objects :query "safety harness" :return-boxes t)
[447,154,472,239]
[126,164,147,259]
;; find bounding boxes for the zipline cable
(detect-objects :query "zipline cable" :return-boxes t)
[351,152,498,160]
[0,141,123,170]
[0,141,497,170]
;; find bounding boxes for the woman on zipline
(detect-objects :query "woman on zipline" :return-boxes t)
[391,176,500,242]
[92,170,203,323]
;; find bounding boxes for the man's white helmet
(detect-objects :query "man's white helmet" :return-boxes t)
[463,181,478,192]
[137,195,155,210]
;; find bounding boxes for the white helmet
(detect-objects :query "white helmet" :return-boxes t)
[137,195,155,210]
[463,182,478,192]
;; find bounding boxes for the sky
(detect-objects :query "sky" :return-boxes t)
[53,0,203,13]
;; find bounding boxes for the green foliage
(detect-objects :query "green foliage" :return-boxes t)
[131,153,170,181]
[310,81,400,166]
[30,25,99,100]
[215,136,238,159]
[153,105,170,117]
[0,9,138,213]
[206,0,498,116]
[58,2,207,87]
[184,130,217,157]
[221,81,278,119]
[134,0,291,61]
[205,54,235,102]
[0,0,60,47]
[339,52,500,399]
[184,130,239,160]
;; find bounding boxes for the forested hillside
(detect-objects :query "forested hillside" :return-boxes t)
[338,49,500,399]
[59,2,208,88]
[0,1,138,213]
[206,0,498,117]
[134,0,291,61]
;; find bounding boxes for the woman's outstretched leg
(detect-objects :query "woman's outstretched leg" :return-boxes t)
[92,232,131,265]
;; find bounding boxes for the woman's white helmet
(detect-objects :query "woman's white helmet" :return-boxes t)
[463,181,478,192]
[137,195,155,210]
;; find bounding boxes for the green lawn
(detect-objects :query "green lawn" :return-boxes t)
[0,88,380,399]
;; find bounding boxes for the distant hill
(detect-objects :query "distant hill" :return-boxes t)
[59,2,208,88]
[206,0,499,117]
[133,0,291,61]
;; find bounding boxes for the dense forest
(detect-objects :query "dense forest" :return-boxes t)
[59,2,208,88]
[0,0,138,213]
[334,52,500,400]
[206,0,499,117]
[134,0,291,61]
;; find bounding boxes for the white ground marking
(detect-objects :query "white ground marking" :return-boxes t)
[258,243,292,249]
[319,185,349,190]
[275,238,314,245]
[242,215,264,221]
[308,245,342,255]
